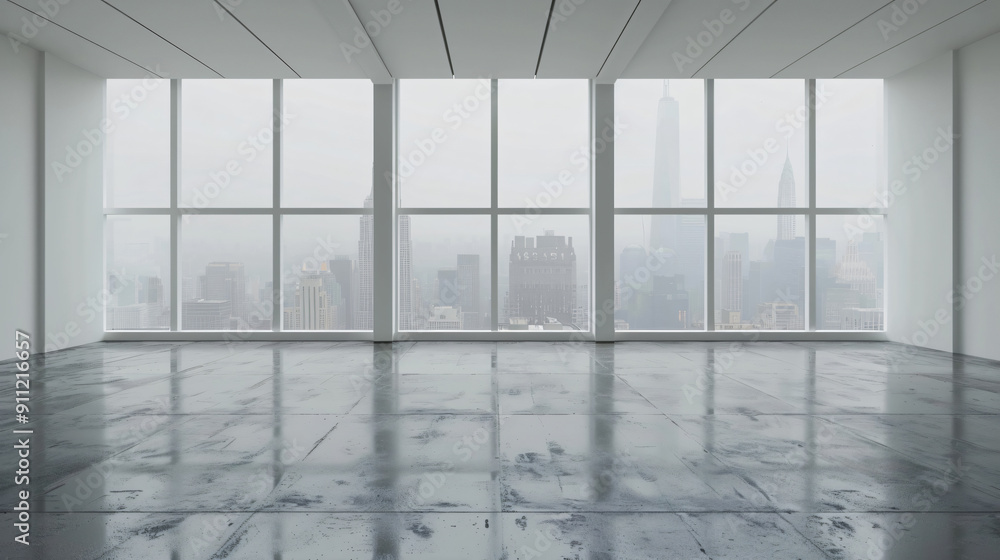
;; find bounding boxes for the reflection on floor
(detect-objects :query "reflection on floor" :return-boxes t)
[4,341,1000,559]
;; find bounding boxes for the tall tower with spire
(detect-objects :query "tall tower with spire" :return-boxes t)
[776,149,797,241]
[650,80,681,253]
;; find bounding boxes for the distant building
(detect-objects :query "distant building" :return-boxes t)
[427,306,463,330]
[457,254,481,330]
[841,308,884,330]
[182,299,232,330]
[507,231,578,327]
[357,193,375,330]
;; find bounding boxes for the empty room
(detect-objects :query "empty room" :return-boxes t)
[2,0,1000,558]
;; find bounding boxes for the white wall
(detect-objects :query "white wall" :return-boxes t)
[0,44,42,347]
[955,31,1000,361]
[885,52,955,353]
[43,53,105,353]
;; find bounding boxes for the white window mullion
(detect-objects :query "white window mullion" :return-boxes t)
[272,79,282,332]
[593,82,614,341]
[170,79,181,332]
[705,79,716,332]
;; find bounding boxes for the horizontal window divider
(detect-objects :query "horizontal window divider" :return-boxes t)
[615,331,888,342]
[614,208,707,215]
[813,207,888,215]
[613,207,885,215]
[177,208,275,215]
[397,207,591,215]
[278,207,372,215]
[103,331,375,342]
[397,331,597,342]
[103,208,173,215]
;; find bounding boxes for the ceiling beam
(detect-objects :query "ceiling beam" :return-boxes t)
[595,0,674,83]
[313,0,392,83]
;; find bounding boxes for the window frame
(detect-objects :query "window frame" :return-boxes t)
[103,78,887,343]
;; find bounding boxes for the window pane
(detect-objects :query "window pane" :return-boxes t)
[498,80,589,208]
[816,79,884,208]
[714,80,806,208]
[615,215,705,331]
[281,215,371,331]
[180,215,273,330]
[105,79,170,207]
[105,216,170,330]
[714,215,806,330]
[397,80,491,207]
[615,80,705,208]
[181,80,272,208]
[283,80,372,208]
[400,215,490,331]
[817,215,885,330]
[499,215,589,331]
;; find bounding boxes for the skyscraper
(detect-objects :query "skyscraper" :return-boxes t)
[298,276,330,330]
[721,250,743,316]
[327,257,354,329]
[507,231,577,327]
[457,254,481,330]
[204,262,245,326]
[398,213,413,330]
[777,151,797,241]
[357,193,375,330]
[650,80,681,253]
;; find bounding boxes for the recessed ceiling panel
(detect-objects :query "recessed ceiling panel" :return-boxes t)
[843,1,1000,77]
[348,0,451,78]
[774,0,985,77]
[103,0,296,78]
[437,0,551,78]
[536,0,639,78]
[622,0,775,79]
[695,0,890,78]
[0,1,150,77]
[8,0,217,77]
[205,0,368,78]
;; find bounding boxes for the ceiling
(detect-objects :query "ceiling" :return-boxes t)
[2,0,999,80]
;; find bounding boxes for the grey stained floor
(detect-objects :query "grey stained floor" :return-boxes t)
[4,341,1000,559]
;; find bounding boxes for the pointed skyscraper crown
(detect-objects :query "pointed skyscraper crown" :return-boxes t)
[662,79,671,98]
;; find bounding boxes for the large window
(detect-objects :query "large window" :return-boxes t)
[105,78,884,337]
[397,79,591,333]
[104,79,374,333]
[614,79,885,332]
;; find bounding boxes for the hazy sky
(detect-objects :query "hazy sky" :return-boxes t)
[815,79,884,207]
[714,79,806,208]
[615,79,705,206]
[105,79,170,208]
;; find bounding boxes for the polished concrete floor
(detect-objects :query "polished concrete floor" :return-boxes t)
[4,340,1000,559]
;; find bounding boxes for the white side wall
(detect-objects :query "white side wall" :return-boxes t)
[956,31,1000,361]
[0,44,42,347]
[42,53,105,353]
[885,52,955,353]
